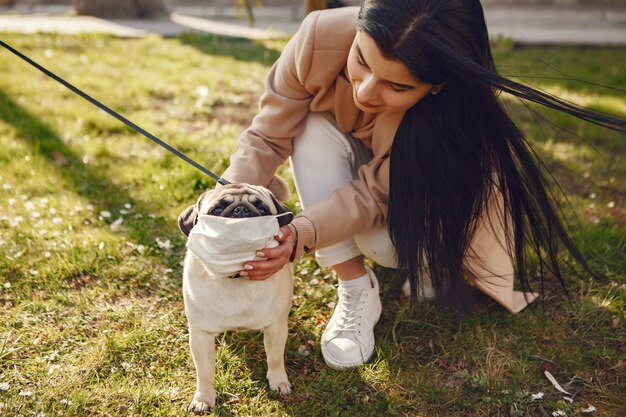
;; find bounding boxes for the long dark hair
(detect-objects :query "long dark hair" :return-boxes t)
[357,0,626,308]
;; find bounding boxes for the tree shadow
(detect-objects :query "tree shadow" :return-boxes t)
[175,31,282,66]
[0,88,184,265]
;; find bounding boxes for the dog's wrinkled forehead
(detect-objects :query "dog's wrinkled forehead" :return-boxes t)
[197,183,277,214]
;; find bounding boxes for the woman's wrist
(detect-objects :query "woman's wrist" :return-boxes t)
[287,216,316,261]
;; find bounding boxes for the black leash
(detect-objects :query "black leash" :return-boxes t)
[0,39,230,186]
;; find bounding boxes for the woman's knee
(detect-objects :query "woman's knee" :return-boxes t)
[355,227,397,268]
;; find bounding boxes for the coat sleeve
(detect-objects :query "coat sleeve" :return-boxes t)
[221,11,320,185]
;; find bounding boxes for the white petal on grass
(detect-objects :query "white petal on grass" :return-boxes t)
[19,390,33,396]
[590,192,597,199]
[100,211,112,218]
[156,238,171,249]
[98,241,105,250]
[136,245,146,254]
[124,203,132,209]
[195,85,209,98]
[48,364,61,375]
[297,345,311,357]
[9,216,24,227]
[0,382,9,391]
[44,252,51,258]
[581,405,597,413]
[530,392,544,401]
[607,201,615,208]
[552,411,566,417]
[110,217,124,231]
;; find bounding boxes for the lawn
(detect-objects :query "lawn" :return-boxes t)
[0,31,624,417]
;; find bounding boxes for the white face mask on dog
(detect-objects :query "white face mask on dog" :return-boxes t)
[186,213,291,278]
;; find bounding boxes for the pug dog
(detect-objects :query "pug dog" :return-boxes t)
[178,183,294,414]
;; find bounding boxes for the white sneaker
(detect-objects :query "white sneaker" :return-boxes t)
[321,267,382,369]
[402,279,436,301]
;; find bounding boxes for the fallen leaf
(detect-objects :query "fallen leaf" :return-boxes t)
[52,150,69,166]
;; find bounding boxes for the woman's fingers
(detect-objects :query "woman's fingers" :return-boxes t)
[241,229,295,280]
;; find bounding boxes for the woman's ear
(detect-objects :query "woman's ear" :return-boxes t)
[431,84,444,95]
[431,78,450,96]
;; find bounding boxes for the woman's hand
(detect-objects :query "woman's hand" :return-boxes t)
[241,225,295,280]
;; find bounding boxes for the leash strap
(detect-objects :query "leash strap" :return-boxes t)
[0,39,230,186]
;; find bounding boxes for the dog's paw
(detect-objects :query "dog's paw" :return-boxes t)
[188,400,212,415]
[188,391,216,415]
[268,373,292,395]
[274,380,292,395]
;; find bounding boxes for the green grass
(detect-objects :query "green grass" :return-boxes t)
[0,32,624,416]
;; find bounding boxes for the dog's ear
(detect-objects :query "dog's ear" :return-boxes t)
[178,204,198,237]
[179,189,216,236]
[270,194,294,227]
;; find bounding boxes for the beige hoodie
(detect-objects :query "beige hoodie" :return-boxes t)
[222,7,538,313]
[223,7,399,256]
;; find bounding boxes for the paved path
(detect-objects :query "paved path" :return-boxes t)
[0,4,625,45]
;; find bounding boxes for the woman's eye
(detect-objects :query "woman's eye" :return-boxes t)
[356,56,367,67]
[389,84,407,93]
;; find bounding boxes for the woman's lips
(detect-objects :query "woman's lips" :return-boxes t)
[357,99,377,108]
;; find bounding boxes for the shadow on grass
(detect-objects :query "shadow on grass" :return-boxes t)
[0,88,181,268]
[176,32,281,66]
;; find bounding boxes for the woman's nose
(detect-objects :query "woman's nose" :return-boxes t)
[357,74,378,102]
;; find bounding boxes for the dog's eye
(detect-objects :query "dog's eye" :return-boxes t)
[253,200,270,215]
[211,207,224,215]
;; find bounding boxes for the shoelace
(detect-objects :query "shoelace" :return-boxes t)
[333,287,366,334]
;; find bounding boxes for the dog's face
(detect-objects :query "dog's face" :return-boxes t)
[178,183,293,236]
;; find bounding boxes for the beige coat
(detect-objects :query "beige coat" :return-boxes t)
[222,7,538,313]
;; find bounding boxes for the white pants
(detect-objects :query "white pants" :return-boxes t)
[290,113,395,268]
[289,112,538,313]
